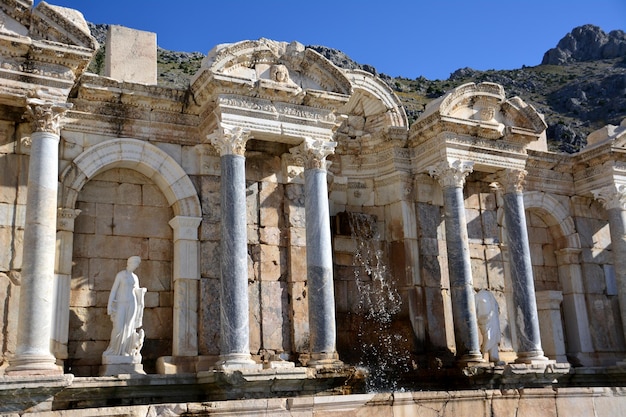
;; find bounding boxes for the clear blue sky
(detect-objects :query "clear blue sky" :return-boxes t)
[37,0,626,80]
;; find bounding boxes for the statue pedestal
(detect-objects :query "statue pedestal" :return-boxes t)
[100,355,145,376]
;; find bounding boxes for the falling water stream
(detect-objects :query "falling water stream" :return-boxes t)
[348,212,410,392]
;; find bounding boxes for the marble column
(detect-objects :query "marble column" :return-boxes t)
[51,208,81,366]
[290,137,342,367]
[428,160,483,363]
[493,169,548,364]
[168,215,202,357]
[591,185,626,349]
[8,98,72,375]
[210,126,260,370]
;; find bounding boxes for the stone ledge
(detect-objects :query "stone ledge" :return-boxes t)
[0,374,73,414]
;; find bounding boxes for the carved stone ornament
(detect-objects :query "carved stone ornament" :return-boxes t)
[428,160,474,189]
[25,98,72,135]
[208,125,251,156]
[289,137,337,170]
[270,64,290,83]
[491,168,527,194]
[592,185,626,211]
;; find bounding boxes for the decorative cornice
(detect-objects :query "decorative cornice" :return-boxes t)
[427,160,474,189]
[289,137,337,170]
[592,185,626,211]
[491,168,527,194]
[25,97,72,135]
[208,124,251,156]
[57,208,81,232]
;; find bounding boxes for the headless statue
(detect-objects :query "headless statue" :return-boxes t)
[103,256,146,360]
[475,289,502,364]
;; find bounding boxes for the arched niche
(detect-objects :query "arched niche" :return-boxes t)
[54,138,202,374]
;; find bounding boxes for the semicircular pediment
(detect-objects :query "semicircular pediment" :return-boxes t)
[199,38,352,95]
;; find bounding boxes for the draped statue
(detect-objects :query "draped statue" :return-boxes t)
[475,289,502,364]
[101,256,147,375]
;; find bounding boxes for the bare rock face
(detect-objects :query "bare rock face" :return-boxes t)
[542,25,626,65]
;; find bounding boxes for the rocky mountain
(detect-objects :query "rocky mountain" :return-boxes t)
[86,24,626,153]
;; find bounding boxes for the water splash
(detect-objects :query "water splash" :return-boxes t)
[348,212,410,392]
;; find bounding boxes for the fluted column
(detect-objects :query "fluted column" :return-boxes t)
[591,185,626,348]
[290,137,342,368]
[428,160,483,363]
[8,98,71,375]
[210,125,260,370]
[492,169,548,364]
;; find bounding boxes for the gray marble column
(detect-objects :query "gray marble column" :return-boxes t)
[493,169,548,364]
[592,185,626,350]
[210,125,260,370]
[428,160,483,363]
[8,98,71,375]
[290,137,342,368]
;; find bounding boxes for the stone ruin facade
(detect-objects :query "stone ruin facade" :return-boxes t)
[2,1,626,415]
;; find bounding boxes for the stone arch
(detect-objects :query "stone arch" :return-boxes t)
[55,138,202,373]
[60,138,201,217]
[523,191,578,249]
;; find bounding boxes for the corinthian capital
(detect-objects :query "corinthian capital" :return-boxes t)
[289,137,337,170]
[428,160,474,189]
[208,125,251,156]
[491,168,527,194]
[592,185,626,211]
[26,98,72,135]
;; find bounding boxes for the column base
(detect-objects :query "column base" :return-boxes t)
[216,353,262,371]
[457,351,486,365]
[515,350,551,364]
[6,354,63,376]
[308,352,343,370]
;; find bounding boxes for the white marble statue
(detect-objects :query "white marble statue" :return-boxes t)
[103,256,146,359]
[475,289,502,364]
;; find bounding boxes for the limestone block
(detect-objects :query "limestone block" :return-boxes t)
[144,291,159,308]
[287,204,306,228]
[543,244,557,266]
[420,255,443,288]
[469,243,484,259]
[261,281,290,351]
[248,281,261,353]
[160,291,173,307]
[69,307,110,342]
[582,263,607,293]
[592,388,626,417]
[260,226,284,246]
[247,225,260,245]
[90,257,123,291]
[528,225,549,244]
[582,247,611,264]
[113,205,172,239]
[246,181,259,224]
[481,210,499,243]
[200,176,221,222]
[93,202,114,236]
[471,259,488,289]
[289,227,307,247]
[78,180,118,204]
[105,25,157,84]
[0,202,24,228]
[70,288,96,307]
[139,260,172,292]
[0,227,21,271]
[142,307,173,340]
[466,208,482,242]
[260,181,284,226]
[0,272,18,359]
[465,192,481,210]
[70,257,89,290]
[142,183,169,207]
[334,252,354,266]
[417,203,442,238]
[288,245,307,282]
[68,340,109,366]
[198,277,220,355]
[516,391,557,417]
[530,243,544,266]
[0,154,27,205]
[424,287,452,350]
[479,192,496,211]
[0,121,15,154]
[587,295,626,351]
[200,240,220,278]
[259,244,283,281]
[334,280,349,313]
[289,281,309,353]
[486,260,505,291]
[148,237,173,261]
[200,220,220,240]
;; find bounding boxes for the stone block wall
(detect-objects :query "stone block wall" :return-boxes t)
[69,168,173,376]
